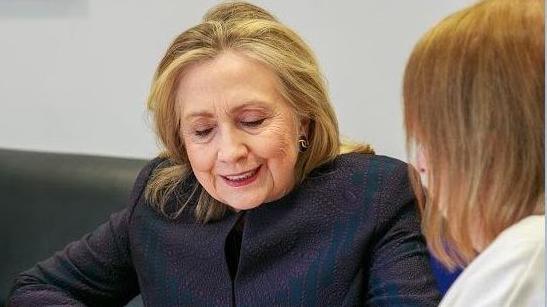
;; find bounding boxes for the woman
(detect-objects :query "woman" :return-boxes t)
[403,0,544,305]
[9,2,440,306]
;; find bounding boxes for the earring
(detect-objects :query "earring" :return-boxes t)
[298,135,309,152]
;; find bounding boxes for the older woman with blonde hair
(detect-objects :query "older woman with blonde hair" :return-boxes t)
[9,2,440,306]
[404,0,544,305]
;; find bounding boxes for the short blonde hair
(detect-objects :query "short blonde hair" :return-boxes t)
[404,0,544,269]
[146,2,372,222]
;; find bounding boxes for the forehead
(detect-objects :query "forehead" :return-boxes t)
[176,51,287,117]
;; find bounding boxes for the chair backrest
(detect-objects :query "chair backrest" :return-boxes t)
[0,148,147,305]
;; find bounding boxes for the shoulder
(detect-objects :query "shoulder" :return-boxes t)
[126,156,168,214]
[441,216,545,306]
[133,157,168,187]
[314,153,408,186]
[304,153,414,219]
[334,153,420,229]
[333,152,407,174]
[330,153,412,202]
[130,157,166,196]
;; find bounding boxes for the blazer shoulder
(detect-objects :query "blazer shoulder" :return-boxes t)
[128,156,168,210]
[336,152,408,178]
[334,153,413,207]
[134,157,167,186]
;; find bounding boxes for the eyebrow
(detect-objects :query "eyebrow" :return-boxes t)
[183,111,214,121]
[183,100,272,121]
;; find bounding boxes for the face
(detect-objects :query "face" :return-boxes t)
[176,51,307,211]
[412,144,453,216]
[414,145,429,189]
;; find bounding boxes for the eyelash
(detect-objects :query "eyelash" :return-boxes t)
[240,118,265,128]
[192,118,266,138]
[194,128,213,138]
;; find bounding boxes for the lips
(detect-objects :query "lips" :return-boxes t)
[221,165,261,187]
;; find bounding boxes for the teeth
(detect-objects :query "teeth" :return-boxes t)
[225,168,257,181]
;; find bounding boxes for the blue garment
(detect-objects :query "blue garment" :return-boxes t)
[9,153,441,306]
[430,257,461,295]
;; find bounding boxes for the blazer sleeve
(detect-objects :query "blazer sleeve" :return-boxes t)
[365,163,441,306]
[7,158,162,307]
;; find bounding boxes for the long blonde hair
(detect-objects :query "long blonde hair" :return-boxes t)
[146,1,373,223]
[404,0,544,269]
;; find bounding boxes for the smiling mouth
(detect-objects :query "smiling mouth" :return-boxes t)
[221,165,261,187]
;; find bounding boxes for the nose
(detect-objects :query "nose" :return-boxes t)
[217,126,248,163]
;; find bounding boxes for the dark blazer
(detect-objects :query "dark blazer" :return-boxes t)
[9,153,441,306]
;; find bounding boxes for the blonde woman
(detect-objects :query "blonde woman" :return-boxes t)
[9,2,441,305]
[404,0,544,305]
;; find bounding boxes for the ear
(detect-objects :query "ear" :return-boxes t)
[298,116,310,136]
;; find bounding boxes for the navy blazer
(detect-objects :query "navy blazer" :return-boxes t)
[9,153,441,306]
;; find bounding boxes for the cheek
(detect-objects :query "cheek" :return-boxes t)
[184,142,215,173]
[185,143,219,196]
[416,149,428,173]
[260,120,297,159]
[259,120,299,179]
[419,172,429,190]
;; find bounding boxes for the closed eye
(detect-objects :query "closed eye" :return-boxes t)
[241,118,265,128]
[195,128,213,137]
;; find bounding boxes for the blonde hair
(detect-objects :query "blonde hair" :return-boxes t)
[146,1,373,222]
[404,0,544,269]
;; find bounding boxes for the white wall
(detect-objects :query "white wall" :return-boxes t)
[0,0,475,160]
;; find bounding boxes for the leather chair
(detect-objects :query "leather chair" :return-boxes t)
[0,148,147,306]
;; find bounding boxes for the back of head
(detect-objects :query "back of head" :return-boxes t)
[403,0,544,268]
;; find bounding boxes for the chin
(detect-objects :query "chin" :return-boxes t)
[224,197,265,211]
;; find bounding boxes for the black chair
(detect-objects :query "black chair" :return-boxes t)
[0,148,148,306]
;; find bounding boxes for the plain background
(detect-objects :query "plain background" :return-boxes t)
[0,0,476,161]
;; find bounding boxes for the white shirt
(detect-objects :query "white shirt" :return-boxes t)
[440,215,545,307]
